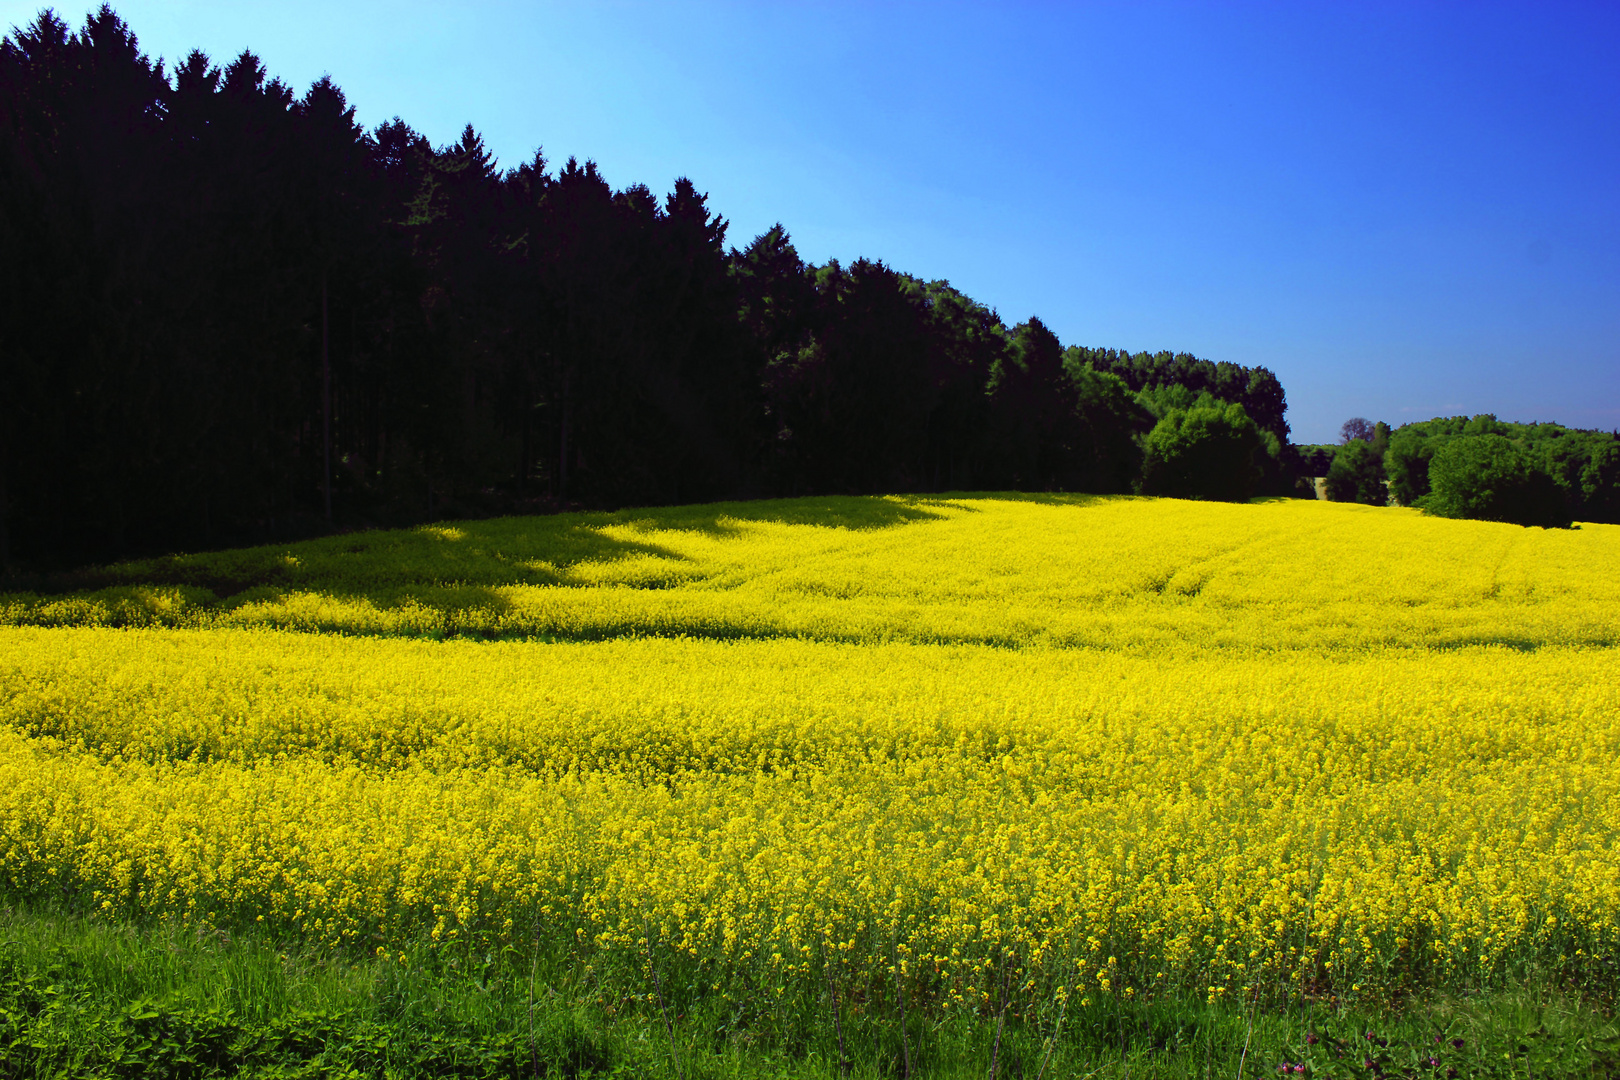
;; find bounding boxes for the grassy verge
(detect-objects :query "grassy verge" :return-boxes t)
[2,906,1615,1079]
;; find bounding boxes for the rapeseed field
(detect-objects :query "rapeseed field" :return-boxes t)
[2,494,1617,1024]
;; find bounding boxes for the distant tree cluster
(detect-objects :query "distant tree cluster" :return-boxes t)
[1,8,1302,572]
[1323,418,1392,507]
[1320,414,1619,528]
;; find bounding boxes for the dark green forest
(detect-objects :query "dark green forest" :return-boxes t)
[3,9,1614,572]
[0,7,1303,571]
[1322,414,1620,529]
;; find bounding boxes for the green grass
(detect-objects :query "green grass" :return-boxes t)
[3,906,1615,1079]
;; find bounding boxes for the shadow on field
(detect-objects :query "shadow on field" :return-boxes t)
[24,493,1046,604]
[611,493,964,538]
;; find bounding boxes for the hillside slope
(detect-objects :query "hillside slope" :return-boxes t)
[5,494,1618,650]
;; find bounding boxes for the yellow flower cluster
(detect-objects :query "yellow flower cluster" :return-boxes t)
[1,495,1617,1009]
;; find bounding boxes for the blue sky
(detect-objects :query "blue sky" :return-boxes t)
[7,1,1617,443]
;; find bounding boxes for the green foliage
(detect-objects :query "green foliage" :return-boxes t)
[1067,362,1150,493]
[1290,444,1337,477]
[1132,381,1208,419]
[1385,414,1619,525]
[1424,434,1572,528]
[0,927,615,1079]
[1384,419,1462,506]
[986,316,1080,490]
[1277,1004,1620,1080]
[1535,422,1620,524]
[1323,423,1390,506]
[1138,402,1264,502]
[1324,439,1384,504]
[1062,345,1290,447]
[2,908,1616,1079]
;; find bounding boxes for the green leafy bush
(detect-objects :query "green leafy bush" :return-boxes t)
[1138,403,1264,502]
[1423,434,1571,528]
[1324,425,1390,506]
[1386,414,1619,523]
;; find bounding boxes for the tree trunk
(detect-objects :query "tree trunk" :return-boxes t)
[519,393,530,492]
[558,368,570,503]
[322,268,332,523]
[0,458,10,576]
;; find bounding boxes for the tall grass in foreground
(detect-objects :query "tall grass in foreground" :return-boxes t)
[4,907,1616,1078]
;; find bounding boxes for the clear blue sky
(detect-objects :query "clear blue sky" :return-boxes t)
[8,1,1618,443]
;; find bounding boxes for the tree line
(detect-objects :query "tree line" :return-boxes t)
[1,7,1311,572]
[1317,415,1620,528]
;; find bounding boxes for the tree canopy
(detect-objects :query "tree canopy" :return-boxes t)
[1,6,1303,571]
[1323,413,1618,527]
[1139,403,1265,504]
[1425,435,1571,529]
